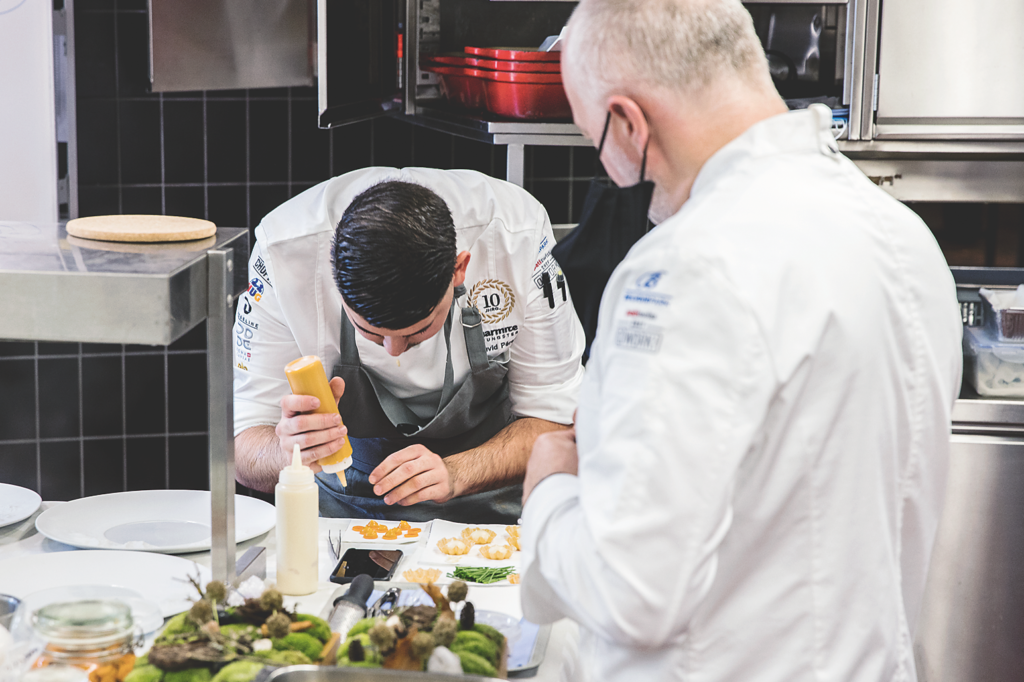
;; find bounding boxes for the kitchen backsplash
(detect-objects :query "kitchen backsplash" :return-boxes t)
[2,1,1019,502]
[0,0,603,501]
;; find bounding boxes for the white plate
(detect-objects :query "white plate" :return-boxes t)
[0,550,210,617]
[13,585,164,634]
[35,490,275,553]
[457,608,522,644]
[0,484,42,528]
[341,519,428,545]
[410,520,522,585]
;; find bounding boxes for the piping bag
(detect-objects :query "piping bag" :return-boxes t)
[284,355,353,485]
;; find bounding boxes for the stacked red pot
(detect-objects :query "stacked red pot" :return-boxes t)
[421,46,570,120]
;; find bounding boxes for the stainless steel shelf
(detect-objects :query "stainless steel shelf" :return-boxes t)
[839,139,1024,158]
[407,103,589,146]
[954,396,1024,432]
[402,107,1024,155]
[0,221,250,584]
[0,223,249,345]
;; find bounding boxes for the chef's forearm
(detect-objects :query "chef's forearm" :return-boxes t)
[447,417,569,497]
[234,425,286,493]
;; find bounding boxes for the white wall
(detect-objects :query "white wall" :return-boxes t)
[0,0,58,223]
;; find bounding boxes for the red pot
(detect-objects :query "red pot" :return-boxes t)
[426,54,561,73]
[421,64,571,120]
[464,46,562,62]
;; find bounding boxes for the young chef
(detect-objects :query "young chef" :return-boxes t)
[233,168,585,523]
[519,1,963,681]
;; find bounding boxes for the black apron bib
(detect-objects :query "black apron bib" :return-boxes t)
[552,111,655,360]
[315,285,522,523]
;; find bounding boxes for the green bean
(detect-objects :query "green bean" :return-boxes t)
[446,566,516,584]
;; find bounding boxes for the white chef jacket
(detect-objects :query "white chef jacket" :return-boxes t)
[521,106,963,682]
[233,168,585,436]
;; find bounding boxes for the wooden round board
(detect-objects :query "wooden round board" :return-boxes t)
[66,215,217,243]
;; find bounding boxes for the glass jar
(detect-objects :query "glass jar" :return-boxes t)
[28,600,140,679]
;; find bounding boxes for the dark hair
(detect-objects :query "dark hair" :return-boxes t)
[332,181,457,329]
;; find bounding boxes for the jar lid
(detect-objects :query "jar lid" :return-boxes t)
[32,600,134,649]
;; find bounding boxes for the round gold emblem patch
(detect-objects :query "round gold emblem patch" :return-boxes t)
[468,279,516,323]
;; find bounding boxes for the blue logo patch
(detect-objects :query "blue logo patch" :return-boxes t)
[636,271,664,289]
[247,278,264,301]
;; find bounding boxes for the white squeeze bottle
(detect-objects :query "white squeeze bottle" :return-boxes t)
[275,444,319,595]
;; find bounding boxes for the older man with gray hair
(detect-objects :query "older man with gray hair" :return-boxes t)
[519,1,963,680]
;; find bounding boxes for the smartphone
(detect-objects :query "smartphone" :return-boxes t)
[331,548,403,584]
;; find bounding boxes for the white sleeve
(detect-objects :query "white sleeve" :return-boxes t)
[232,239,303,436]
[507,217,586,425]
[520,254,775,648]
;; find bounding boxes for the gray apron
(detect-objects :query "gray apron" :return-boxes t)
[316,285,522,523]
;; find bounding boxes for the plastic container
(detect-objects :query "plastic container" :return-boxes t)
[425,53,561,73]
[284,355,352,484]
[465,46,561,62]
[978,288,1024,341]
[963,324,1024,397]
[421,64,571,120]
[275,445,319,596]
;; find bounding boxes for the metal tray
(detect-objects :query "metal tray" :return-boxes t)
[265,665,501,681]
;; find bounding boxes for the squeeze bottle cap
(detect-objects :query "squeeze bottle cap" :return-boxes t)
[279,444,314,486]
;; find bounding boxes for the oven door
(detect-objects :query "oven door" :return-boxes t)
[318,0,404,128]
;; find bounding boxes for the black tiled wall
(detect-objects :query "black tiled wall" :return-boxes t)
[0,0,601,500]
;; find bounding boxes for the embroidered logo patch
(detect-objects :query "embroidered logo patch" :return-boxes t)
[469,279,516,323]
[247,278,264,301]
[635,271,665,289]
[254,256,272,287]
[614,321,663,353]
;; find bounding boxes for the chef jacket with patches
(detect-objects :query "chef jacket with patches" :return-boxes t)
[233,167,585,436]
[520,106,963,682]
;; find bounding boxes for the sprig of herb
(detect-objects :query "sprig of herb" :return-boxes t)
[446,566,516,584]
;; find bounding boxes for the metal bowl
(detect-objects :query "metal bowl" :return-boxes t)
[0,594,20,630]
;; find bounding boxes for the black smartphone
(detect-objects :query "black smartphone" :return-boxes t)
[331,548,403,584]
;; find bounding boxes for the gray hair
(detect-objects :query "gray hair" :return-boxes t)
[562,0,772,105]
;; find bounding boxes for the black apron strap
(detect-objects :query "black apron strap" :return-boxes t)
[458,288,491,374]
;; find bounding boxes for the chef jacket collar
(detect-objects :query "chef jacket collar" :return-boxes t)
[690,104,838,201]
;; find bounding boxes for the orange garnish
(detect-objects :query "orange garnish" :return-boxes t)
[351,525,364,532]
[383,529,402,540]
[362,530,379,539]
[397,520,411,530]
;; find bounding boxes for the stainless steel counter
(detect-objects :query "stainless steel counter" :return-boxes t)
[0,222,248,345]
[912,268,1024,681]
[0,221,249,584]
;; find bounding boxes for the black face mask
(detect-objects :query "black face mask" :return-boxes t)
[551,111,655,361]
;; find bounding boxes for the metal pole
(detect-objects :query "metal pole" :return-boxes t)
[404,0,418,117]
[63,0,79,218]
[207,247,236,584]
[506,143,525,187]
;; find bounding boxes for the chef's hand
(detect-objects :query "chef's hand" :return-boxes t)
[275,376,348,472]
[522,428,578,505]
[369,445,454,506]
